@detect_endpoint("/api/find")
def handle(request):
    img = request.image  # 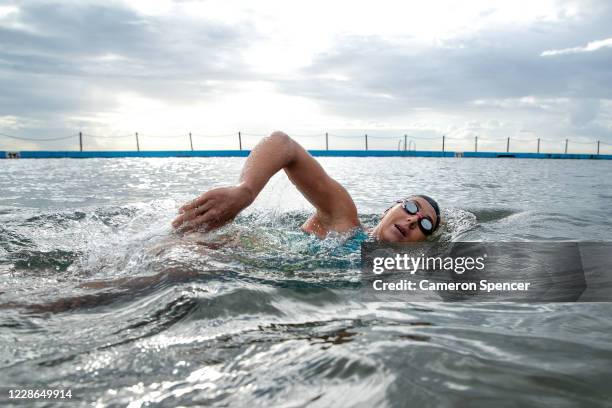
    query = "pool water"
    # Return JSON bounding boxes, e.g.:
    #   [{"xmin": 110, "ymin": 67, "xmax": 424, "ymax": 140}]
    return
[{"xmin": 1, "ymin": 157, "xmax": 611, "ymax": 407}]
